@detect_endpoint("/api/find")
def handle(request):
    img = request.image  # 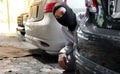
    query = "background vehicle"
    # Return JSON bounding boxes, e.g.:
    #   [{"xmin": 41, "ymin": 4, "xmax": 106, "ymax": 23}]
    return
[
  {"xmin": 16, "ymin": 13, "xmax": 28, "ymax": 36},
  {"xmin": 25, "ymin": 0, "xmax": 85, "ymax": 54},
  {"xmin": 25, "ymin": 0, "xmax": 65, "ymax": 53},
  {"xmin": 74, "ymin": 0, "xmax": 120, "ymax": 74}
]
